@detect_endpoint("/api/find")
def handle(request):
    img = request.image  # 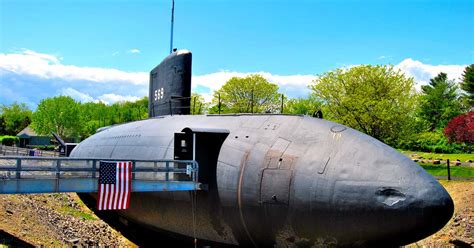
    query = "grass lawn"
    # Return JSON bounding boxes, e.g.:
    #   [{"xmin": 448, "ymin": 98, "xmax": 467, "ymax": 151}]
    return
[
  {"xmin": 419, "ymin": 163, "xmax": 474, "ymax": 178},
  {"xmin": 400, "ymin": 150, "xmax": 474, "ymax": 162}
]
